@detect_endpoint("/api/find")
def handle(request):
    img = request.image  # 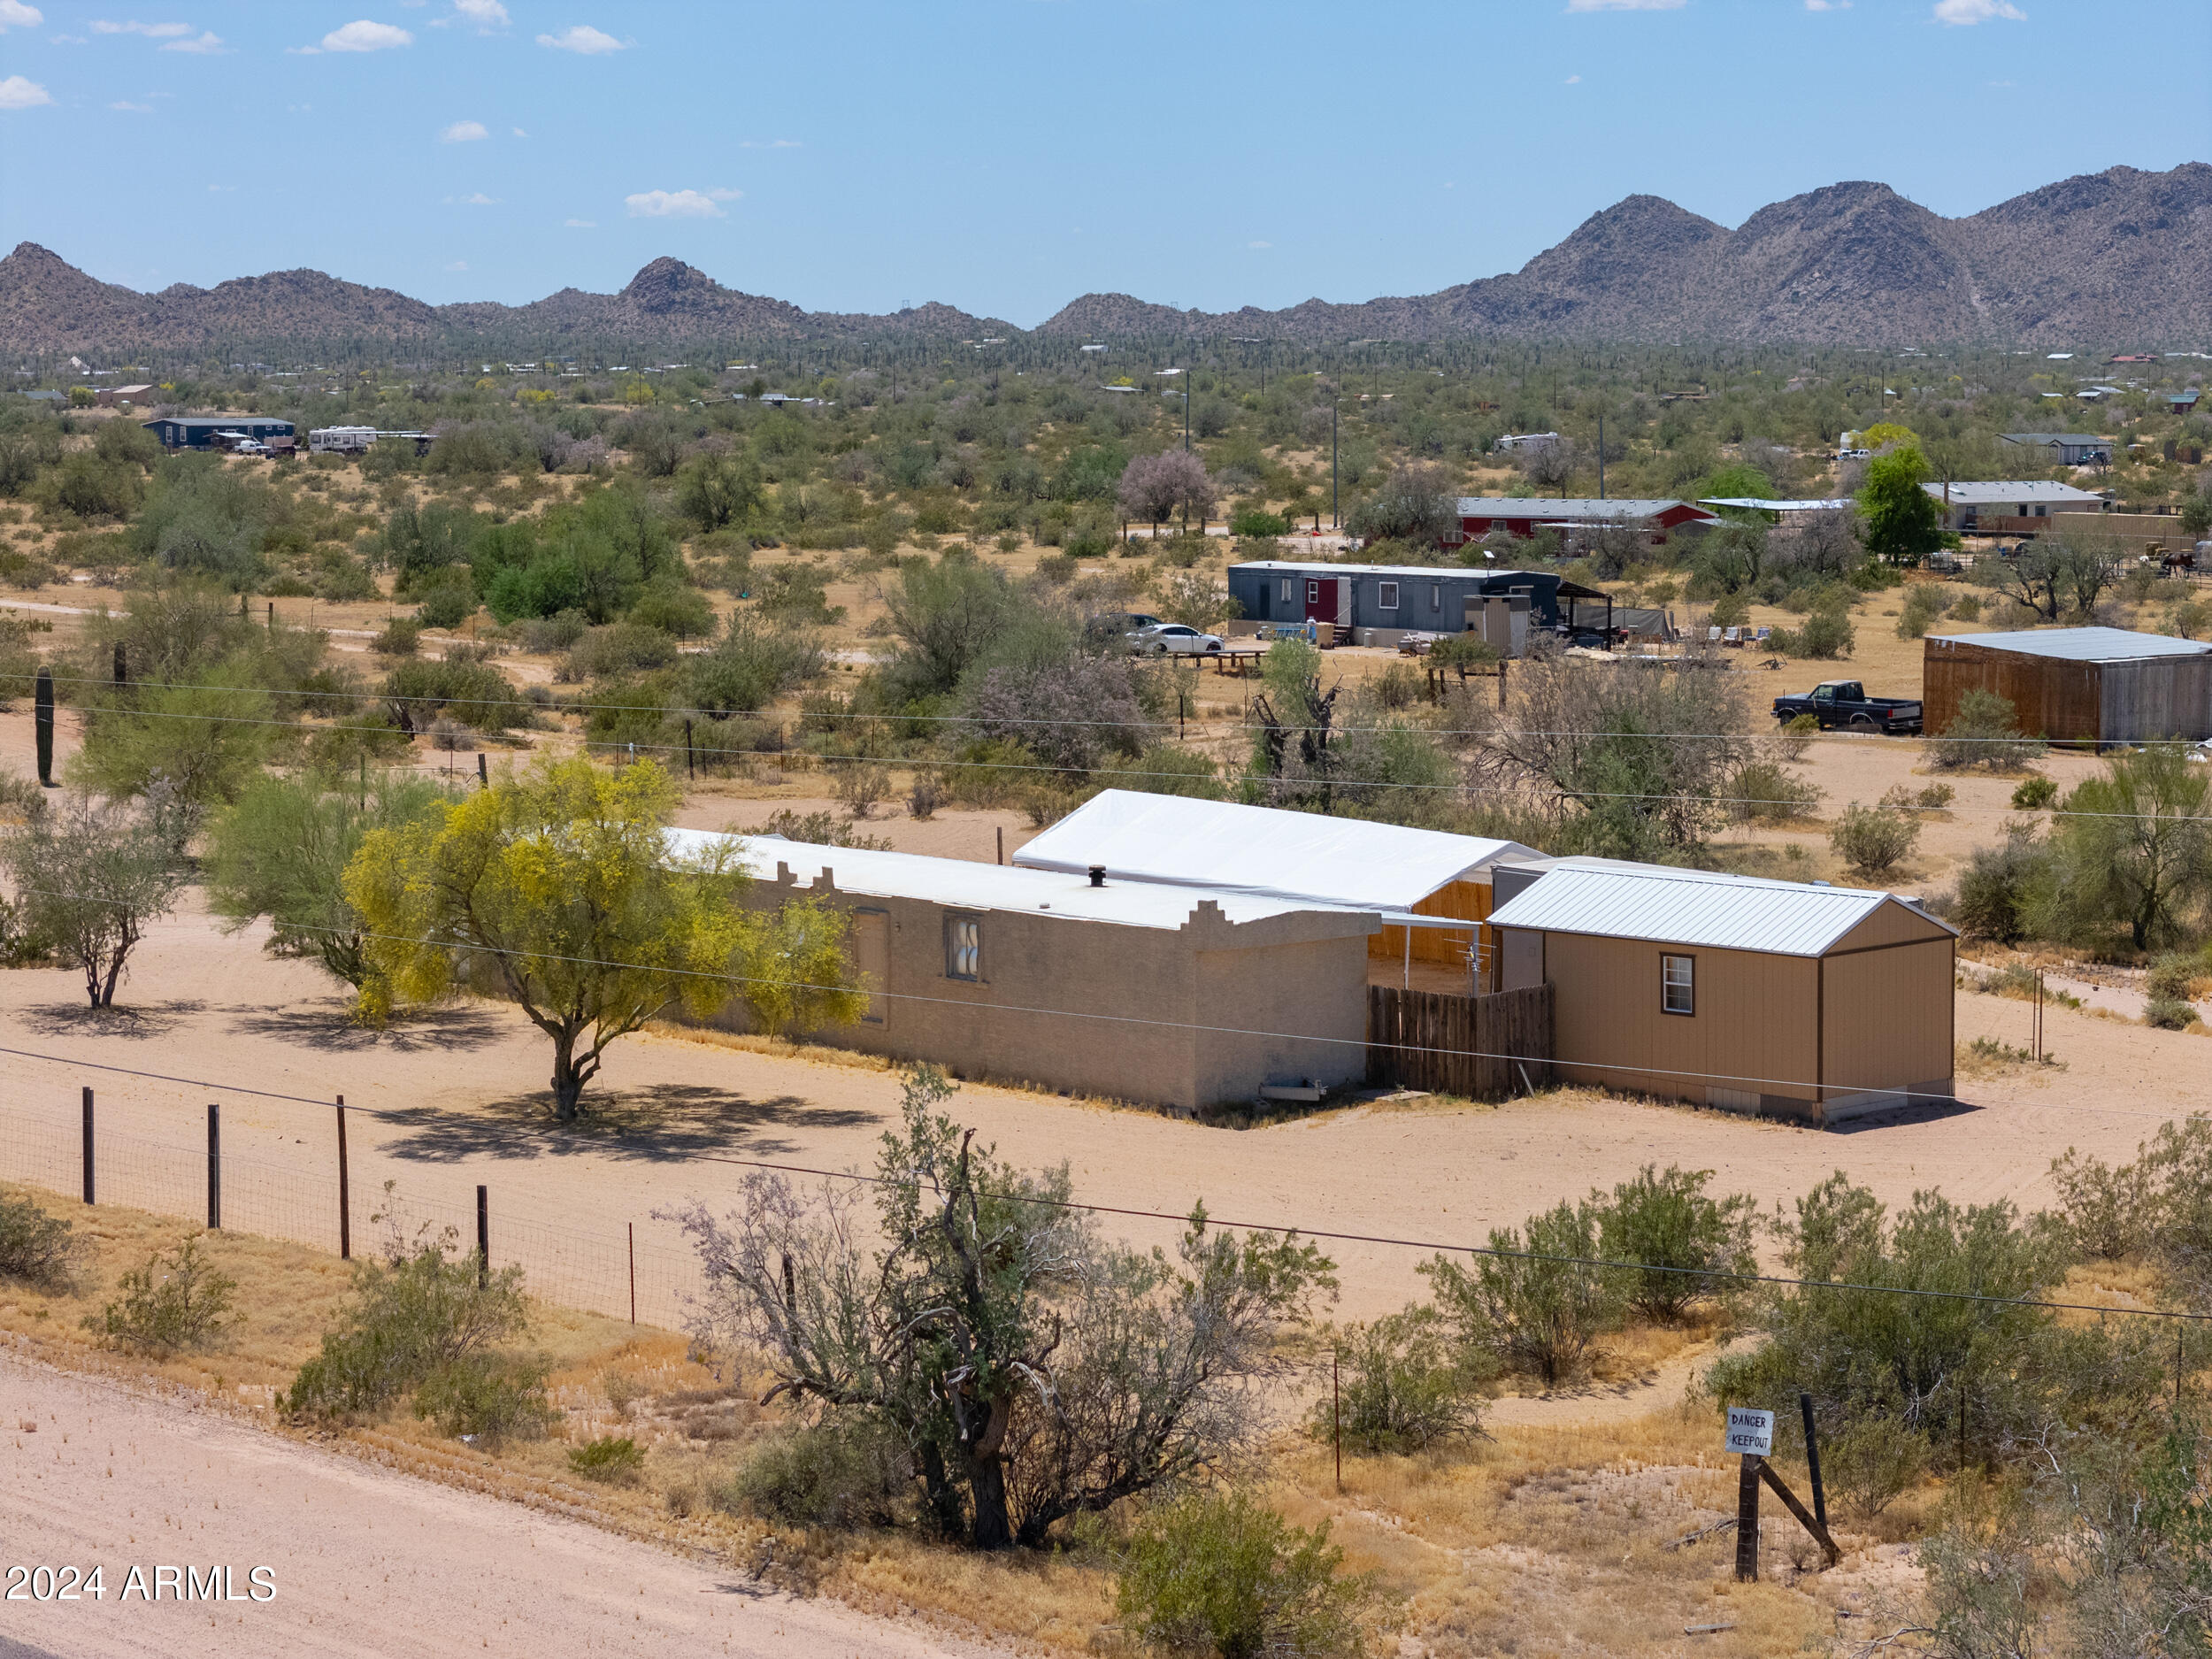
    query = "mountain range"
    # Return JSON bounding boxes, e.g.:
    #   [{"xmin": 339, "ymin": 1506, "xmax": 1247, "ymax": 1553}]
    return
[{"xmin": 4, "ymin": 164, "xmax": 2207, "ymax": 357}]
